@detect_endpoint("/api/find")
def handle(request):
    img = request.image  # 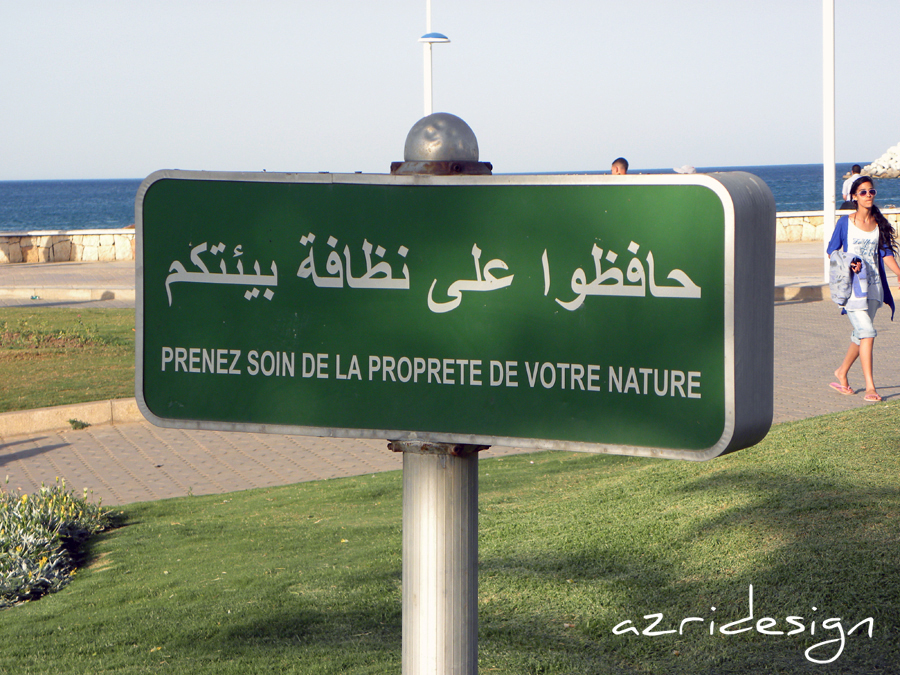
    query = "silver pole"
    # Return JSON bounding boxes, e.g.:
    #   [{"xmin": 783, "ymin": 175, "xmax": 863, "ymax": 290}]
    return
[
  {"xmin": 391, "ymin": 117, "xmax": 489, "ymax": 674},
  {"xmin": 395, "ymin": 442, "xmax": 480, "ymax": 675},
  {"xmin": 823, "ymin": 0, "xmax": 835, "ymax": 281}
]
